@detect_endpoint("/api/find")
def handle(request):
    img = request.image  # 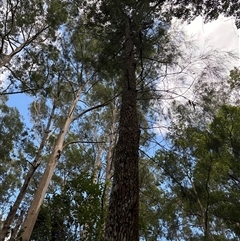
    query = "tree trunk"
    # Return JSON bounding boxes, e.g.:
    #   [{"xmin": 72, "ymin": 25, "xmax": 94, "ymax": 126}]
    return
[
  {"xmin": 93, "ymin": 143, "xmax": 103, "ymax": 184},
  {"xmin": 97, "ymin": 103, "xmax": 117, "ymax": 241},
  {"xmin": 104, "ymin": 18, "xmax": 140, "ymax": 241},
  {"xmin": 20, "ymin": 86, "xmax": 83, "ymax": 241},
  {"xmin": 10, "ymin": 210, "xmax": 25, "ymax": 240},
  {"xmin": 103, "ymin": 103, "xmax": 117, "ymax": 211},
  {"xmin": 19, "ymin": 84, "xmax": 112, "ymax": 240}
]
